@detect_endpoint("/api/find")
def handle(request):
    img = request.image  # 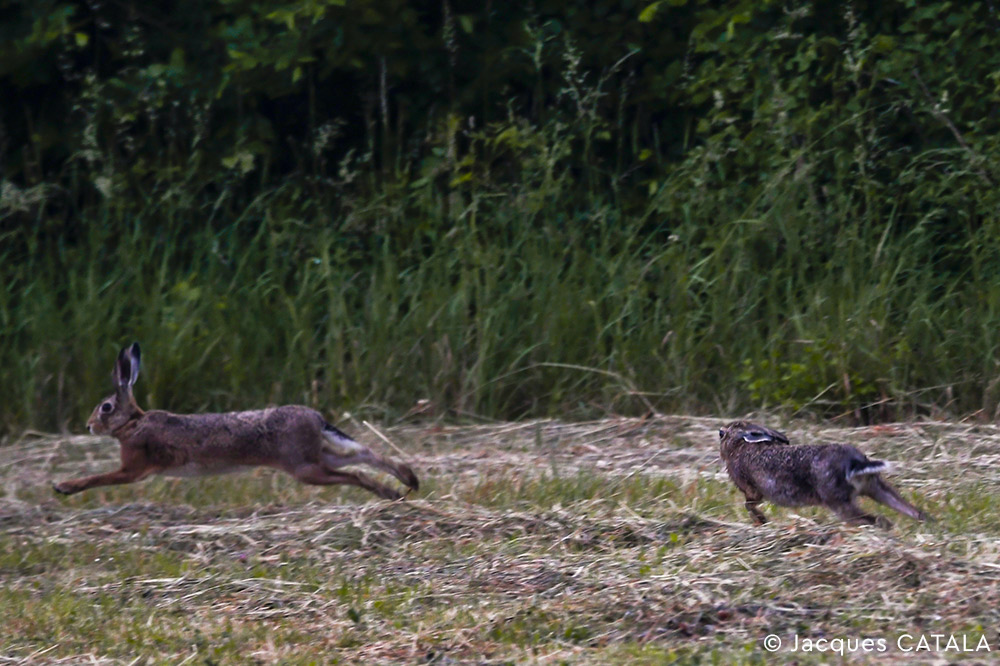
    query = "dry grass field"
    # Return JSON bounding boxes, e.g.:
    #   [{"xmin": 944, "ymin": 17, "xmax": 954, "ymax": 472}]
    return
[{"xmin": 2, "ymin": 416, "xmax": 999, "ymax": 664}]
